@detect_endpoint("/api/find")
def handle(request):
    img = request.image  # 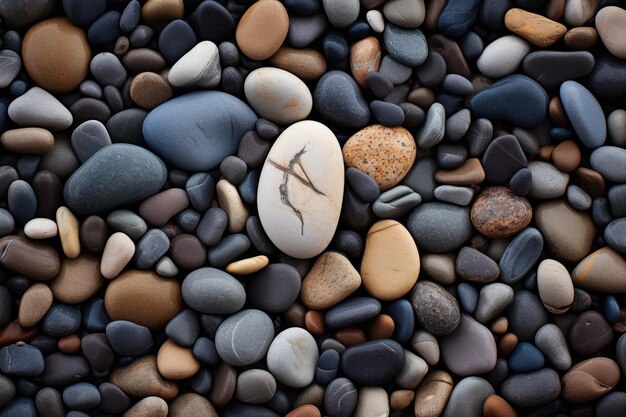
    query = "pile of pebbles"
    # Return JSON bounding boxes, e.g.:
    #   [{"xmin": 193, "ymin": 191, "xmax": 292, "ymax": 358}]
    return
[{"xmin": 0, "ymin": 0, "xmax": 626, "ymax": 416}]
